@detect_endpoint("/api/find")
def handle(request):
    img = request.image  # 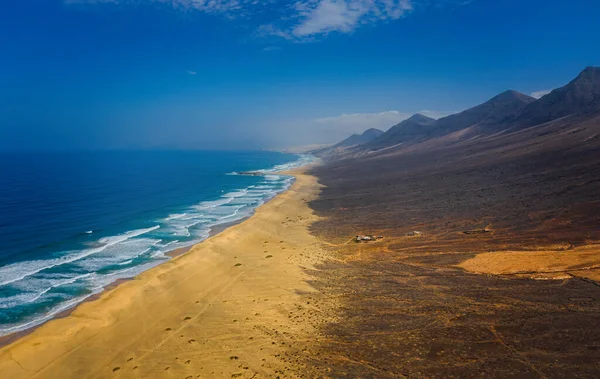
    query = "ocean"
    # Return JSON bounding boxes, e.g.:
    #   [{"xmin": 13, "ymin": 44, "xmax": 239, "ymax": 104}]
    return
[{"xmin": 0, "ymin": 150, "xmax": 314, "ymax": 336}]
